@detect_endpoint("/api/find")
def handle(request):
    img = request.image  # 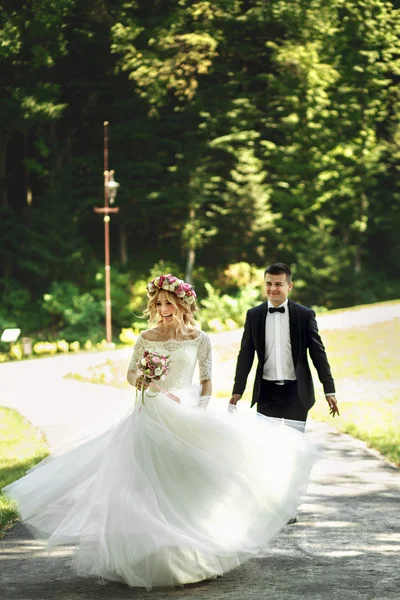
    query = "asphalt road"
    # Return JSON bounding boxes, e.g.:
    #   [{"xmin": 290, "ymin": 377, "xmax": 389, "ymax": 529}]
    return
[{"xmin": 1, "ymin": 420, "xmax": 399, "ymax": 600}]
